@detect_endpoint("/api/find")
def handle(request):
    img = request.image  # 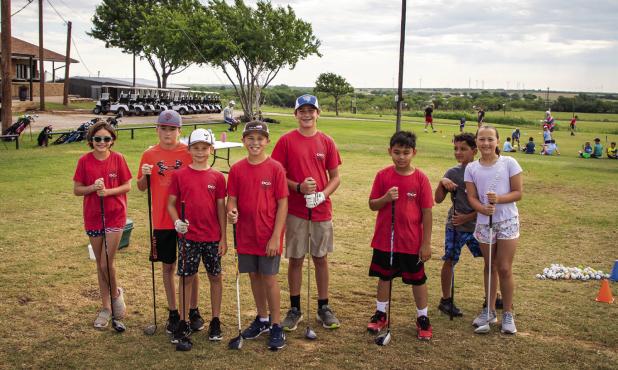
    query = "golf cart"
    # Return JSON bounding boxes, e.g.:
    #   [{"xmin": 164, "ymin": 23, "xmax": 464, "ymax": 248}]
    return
[{"xmin": 171, "ymin": 90, "xmax": 190, "ymax": 115}]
